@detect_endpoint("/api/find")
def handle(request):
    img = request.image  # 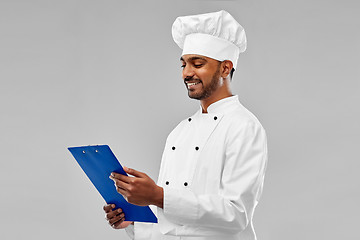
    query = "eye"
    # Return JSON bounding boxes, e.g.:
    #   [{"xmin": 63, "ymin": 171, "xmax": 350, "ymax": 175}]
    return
[
  {"xmin": 194, "ymin": 64, "xmax": 203, "ymax": 68},
  {"xmin": 181, "ymin": 65, "xmax": 186, "ymax": 69}
]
